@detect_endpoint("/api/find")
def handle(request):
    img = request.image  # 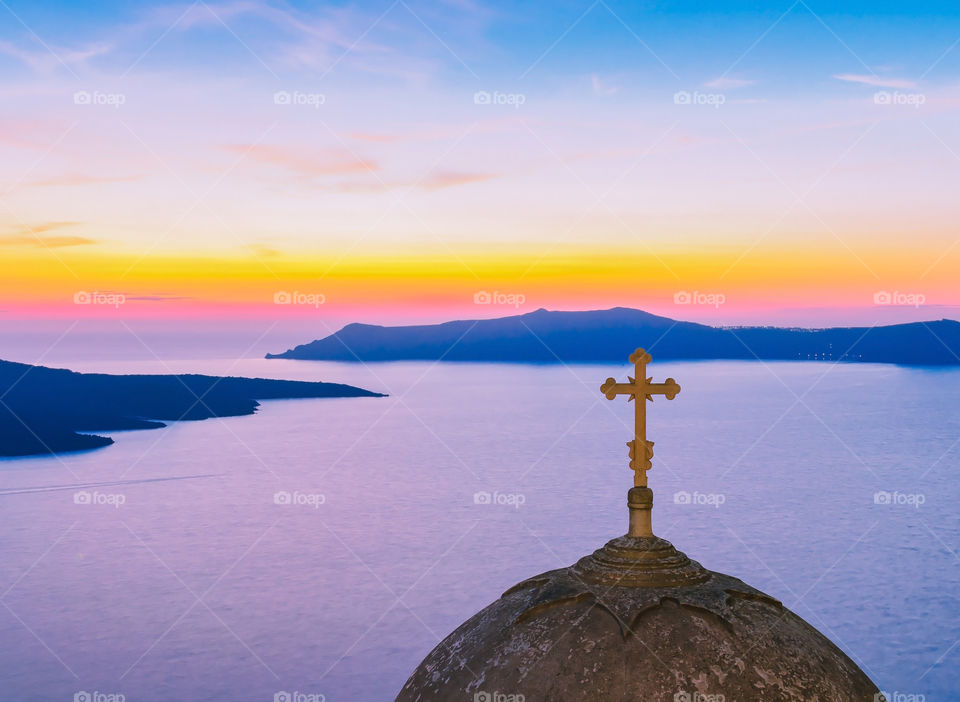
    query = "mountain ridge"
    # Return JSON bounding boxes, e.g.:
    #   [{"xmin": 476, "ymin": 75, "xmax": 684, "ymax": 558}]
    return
[{"xmin": 265, "ymin": 307, "xmax": 960, "ymax": 365}]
